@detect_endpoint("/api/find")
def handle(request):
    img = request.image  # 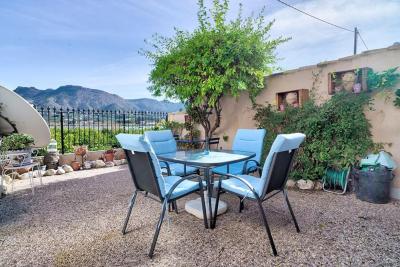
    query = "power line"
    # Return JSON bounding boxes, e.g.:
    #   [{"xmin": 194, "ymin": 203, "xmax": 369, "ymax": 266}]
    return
[
  {"xmin": 357, "ymin": 31, "xmax": 369, "ymax": 50},
  {"xmin": 275, "ymin": 0, "xmax": 354, "ymax": 32},
  {"xmin": 274, "ymin": 0, "xmax": 369, "ymax": 51}
]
